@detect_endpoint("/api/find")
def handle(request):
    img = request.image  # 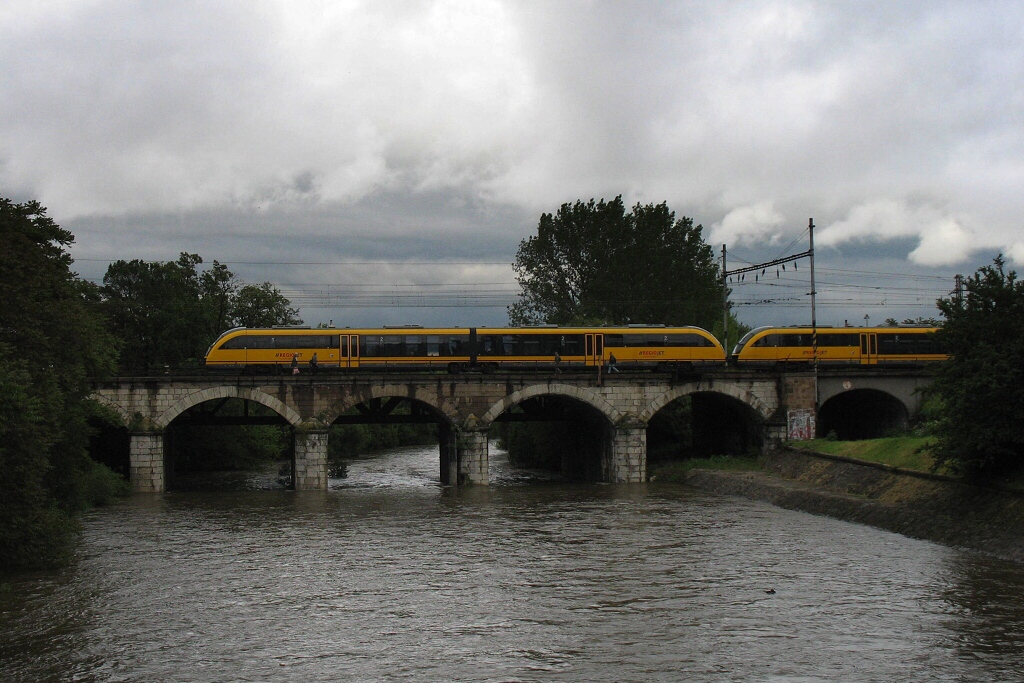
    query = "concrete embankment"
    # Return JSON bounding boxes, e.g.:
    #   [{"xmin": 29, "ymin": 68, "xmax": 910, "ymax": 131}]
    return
[{"xmin": 683, "ymin": 446, "xmax": 1024, "ymax": 563}]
